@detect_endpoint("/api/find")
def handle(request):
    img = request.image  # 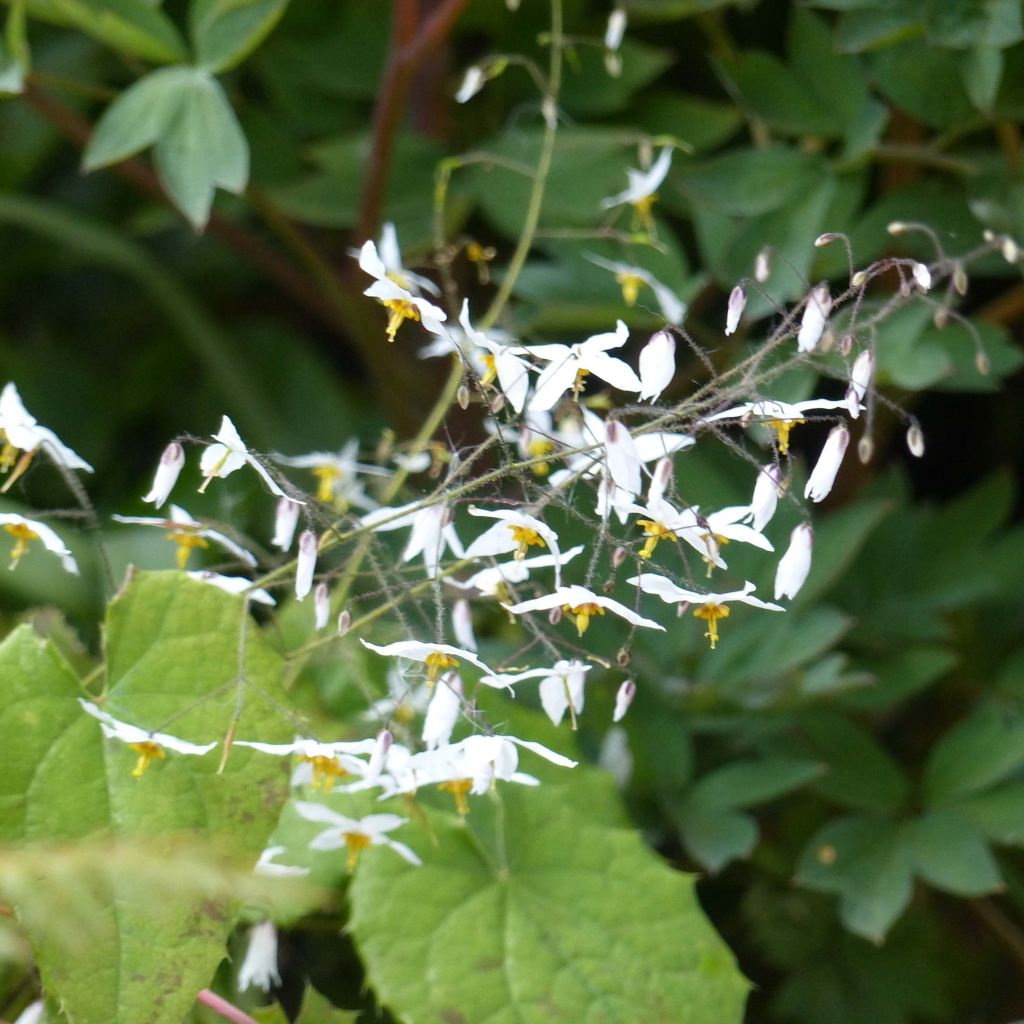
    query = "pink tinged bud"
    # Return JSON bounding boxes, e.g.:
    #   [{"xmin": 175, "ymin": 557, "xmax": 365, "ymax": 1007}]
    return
[
  {"xmin": 750, "ymin": 464, "xmax": 782, "ymax": 532},
  {"xmin": 755, "ymin": 248, "xmax": 771, "ymax": 283},
  {"xmin": 612, "ymin": 546, "xmax": 628, "ymax": 569},
  {"xmin": 452, "ymin": 598, "xmax": 477, "ymax": 652},
  {"xmin": 143, "ymin": 442, "xmax": 185, "ymax": 508},
  {"xmin": 314, "ymin": 582, "xmax": 330, "ymax": 630},
  {"xmin": 604, "ymin": 420, "xmax": 642, "ymax": 495},
  {"xmin": 272, "ymin": 498, "xmax": 301, "ymax": 551},
  {"xmin": 725, "ymin": 286, "xmax": 746, "ymax": 336},
  {"xmin": 295, "ymin": 530, "xmax": 317, "ymax": 601},
  {"xmin": 906, "ymin": 424, "xmax": 925, "ymax": 458},
  {"xmin": 797, "ymin": 285, "xmax": 831, "ymax": 353},
  {"xmin": 638, "ymin": 330, "xmax": 676, "ymax": 402},
  {"xmin": 805, "ymin": 425, "xmax": 849, "ymax": 503},
  {"xmin": 367, "ymin": 728, "xmax": 393, "ymax": 781},
  {"xmin": 912, "ymin": 262, "xmax": 932, "ymax": 291},
  {"xmin": 775, "ymin": 523, "xmax": 813, "ymax": 600},
  {"xmin": 613, "ymin": 679, "xmax": 636, "ymax": 722},
  {"xmin": 814, "ymin": 232, "xmax": 841, "ymax": 247},
  {"xmin": 649, "ymin": 455, "xmax": 673, "ymax": 504},
  {"xmin": 846, "ymin": 350, "xmax": 874, "ymax": 419},
  {"xmin": 423, "ymin": 672, "xmax": 462, "ymax": 750},
  {"xmin": 337, "ymin": 609, "xmax": 352, "ymax": 635},
  {"xmin": 548, "ymin": 605, "xmax": 562, "ymax": 626}
]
